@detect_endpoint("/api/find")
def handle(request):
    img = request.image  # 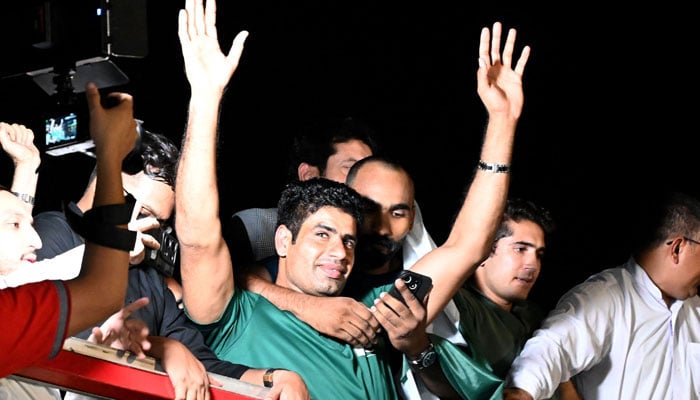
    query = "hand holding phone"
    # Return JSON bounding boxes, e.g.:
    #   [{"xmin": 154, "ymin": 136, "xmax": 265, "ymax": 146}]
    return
[{"xmin": 388, "ymin": 270, "xmax": 433, "ymax": 305}]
